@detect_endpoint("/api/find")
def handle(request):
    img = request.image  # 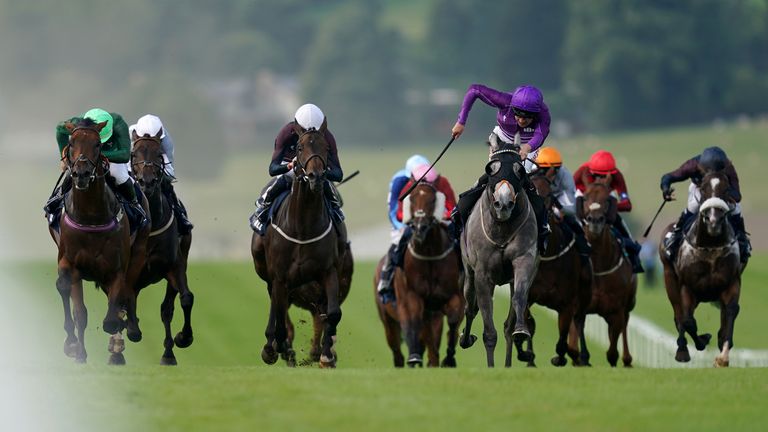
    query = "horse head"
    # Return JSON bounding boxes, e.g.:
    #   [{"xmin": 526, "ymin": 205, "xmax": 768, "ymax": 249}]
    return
[
  {"xmin": 130, "ymin": 129, "xmax": 165, "ymax": 196},
  {"xmin": 65, "ymin": 118, "xmax": 108, "ymax": 190},
  {"xmin": 530, "ymin": 168, "xmax": 557, "ymax": 211},
  {"xmin": 697, "ymin": 171, "xmax": 732, "ymax": 237},
  {"xmin": 292, "ymin": 119, "xmax": 329, "ymax": 192},
  {"xmin": 580, "ymin": 182, "xmax": 617, "ymax": 236},
  {"xmin": 408, "ymin": 183, "xmax": 442, "ymax": 244},
  {"xmin": 485, "ymin": 149, "xmax": 525, "ymax": 222}
]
